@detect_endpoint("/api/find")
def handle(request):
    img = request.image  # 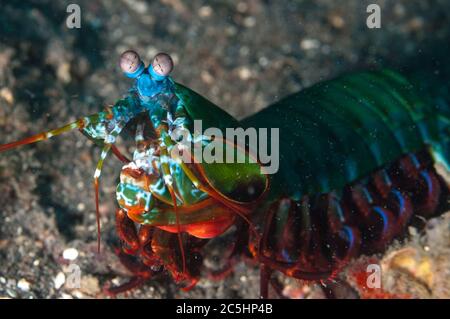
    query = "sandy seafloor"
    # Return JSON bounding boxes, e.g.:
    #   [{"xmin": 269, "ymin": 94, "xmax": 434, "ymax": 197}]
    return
[{"xmin": 0, "ymin": 0, "xmax": 449, "ymax": 298}]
